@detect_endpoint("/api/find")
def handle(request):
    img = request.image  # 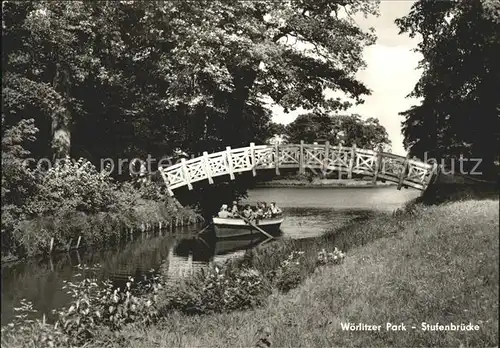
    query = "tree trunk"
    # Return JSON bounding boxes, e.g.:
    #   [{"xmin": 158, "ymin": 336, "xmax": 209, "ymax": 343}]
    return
[
  {"xmin": 51, "ymin": 64, "xmax": 72, "ymax": 160},
  {"xmin": 225, "ymin": 65, "xmax": 258, "ymax": 146}
]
